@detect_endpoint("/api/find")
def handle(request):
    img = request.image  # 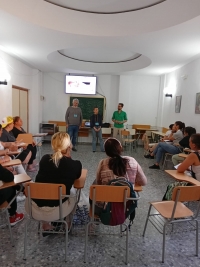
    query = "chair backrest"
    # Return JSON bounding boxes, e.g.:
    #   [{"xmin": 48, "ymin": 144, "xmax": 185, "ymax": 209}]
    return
[
  {"xmin": 25, "ymin": 182, "xmax": 66, "ymax": 200},
  {"xmin": 16, "ymin": 133, "xmax": 33, "ymax": 144},
  {"xmin": 89, "ymin": 185, "xmax": 130, "ymax": 202},
  {"xmin": 58, "ymin": 126, "xmax": 66, "ymax": 132},
  {"xmin": 162, "ymin": 127, "xmax": 168, "ymax": 133},
  {"xmin": 102, "ymin": 128, "xmax": 111, "ymax": 134},
  {"xmin": 172, "ymin": 186, "xmax": 200, "ymax": 202},
  {"xmin": 121, "ymin": 130, "xmax": 130, "ymax": 137}
]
